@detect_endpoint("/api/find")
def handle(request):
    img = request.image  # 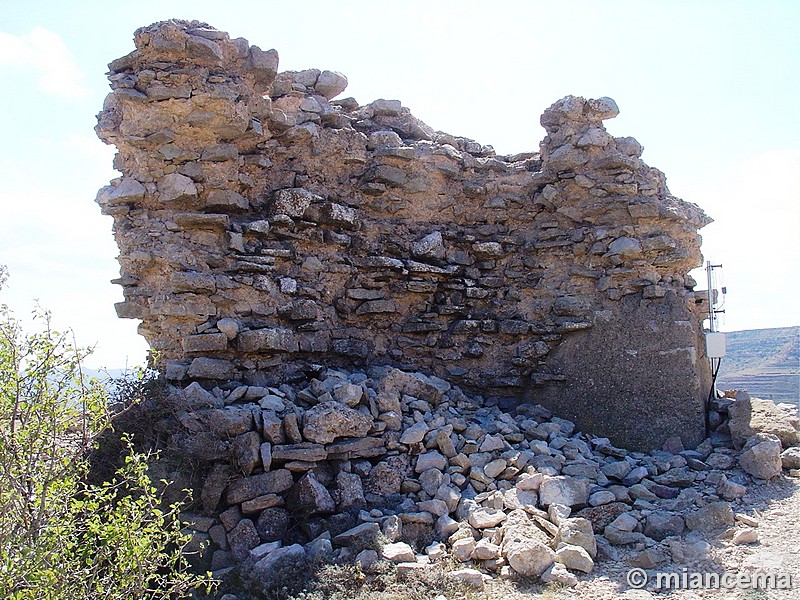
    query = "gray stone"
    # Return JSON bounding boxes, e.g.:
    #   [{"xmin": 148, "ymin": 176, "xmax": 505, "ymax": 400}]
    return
[
  {"xmin": 232, "ymin": 431, "xmax": 262, "ymax": 475},
  {"xmin": 333, "ymin": 471, "xmax": 365, "ymax": 510},
  {"xmin": 644, "ymin": 511, "xmax": 685, "ymax": 541},
  {"xmin": 630, "ymin": 546, "xmax": 670, "ymax": 569},
  {"xmin": 237, "ymin": 328, "xmax": 299, "ymax": 353},
  {"xmin": 271, "ymin": 187, "xmax": 319, "ymax": 217},
  {"xmin": 333, "ymin": 522, "xmax": 380, "ymax": 547},
  {"xmin": 739, "ymin": 433, "xmax": 783, "ymax": 479},
  {"xmin": 227, "ymin": 518, "xmax": 260, "ymax": 561},
  {"xmin": 365, "ymin": 455, "xmax": 409, "ymax": 495},
  {"xmin": 588, "ymin": 490, "xmax": 616, "ymax": 506},
  {"xmin": 473, "ymin": 539, "xmax": 500, "ymax": 560},
  {"xmin": 246, "ymin": 45, "xmax": 279, "ymax": 84},
  {"xmin": 667, "ymin": 538, "xmax": 710, "ymax": 563},
  {"xmin": 332, "ymin": 383, "xmax": 363, "ymax": 407},
  {"xmin": 241, "ymin": 494, "xmax": 282, "ymax": 514},
  {"xmin": 382, "ymin": 542, "xmax": 416, "ymax": 563},
  {"xmin": 415, "ymin": 450, "xmax": 447, "ymax": 473},
  {"xmin": 607, "ymin": 236, "xmax": 642, "ymax": 257},
  {"xmin": 539, "ymin": 476, "xmax": 589, "ymax": 508},
  {"xmin": 354, "ymin": 549, "xmax": 379, "ymax": 572},
  {"xmin": 448, "ymin": 568, "xmax": 486, "ymax": 588},
  {"xmin": 283, "ymin": 412, "xmax": 303, "ymax": 444},
  {"xmin": 706, "ymin": 452, "xmax": 737, "ymax": 469},
  {"xmin": 608, "ymin": 512, "xmax": 638, "ymax": 532},
  {"xmin": 505, "ymin": 539, "xmax": 556, "ymax": 577},
  {"xmin": 382, "ymin": 515, "xmax": 403, "ymax": 542},
  {"xmin": 226, "ymin": 469, "xmax": 294, "ymax": 504},
  {"xmin": 217, "ymin": 319, "xmax": 239, "ymax": 340},
  {"xmin": 314, "ymin": 70, "xmax": 348, "ymax": 100},
  {"xmin": 468, "ymin": 508, "xmax": 507, "ymax": 529},
  {"xmin": 157, "ymin": 173, "xmax": 197, "ymax": 202},
  {"xmin": 271, "ymin": 443, "xmax": 327, "ymax": 463},
  {"xmin": 653, "ymin": 467, "xmax": 696, "ymax": 488},
  {"xmin": 621, "ymin": 466, "xmax": 649, "ymax": 486},
  {"xmin": 400, "ymin": 420, "xmax": 429, "ymax": 444},
  {"xmin": 555, "ymin": 543, "xmax": 594, "ymax": 573},
  {"xmin": 781, "ymin": 446, "xmax": 800, "ymax": 469},
  {"xmin": 205, "ymin": 189, "xmax": 249, "ymax": 211},
  {"xmin": 728, "ymin": 393, "xmax": 799, "ymax": 449},
  {"xmin": 452, "ymin": 537, "xmax": 476, "ymax": 562},
  {"xmin": 411, "ymin": 231, "xmax": 445, "ymax": 261},
  {"xmin": 601, "ymin": 460, "xmax": 632, "ymax": 481},
  {"xmin": 255, "ymin": 507, "xmax": 291, "ymax": 542},
  {"xmin": 201, "ymin": 463, "xmax": 231, "ymax": 513},
  {"xmin": 483, "ymin": 458, "xmax": 508, "ymax": 479},
  {"xmin": 262, "ymin": 412, "xmax": 285, "ymax": 444},
  {"xmin": 286, "ymin": 471, "xmax": 336, "ymax": 516},
  {"xmin": 685, "ymin": 501, "xmax": 734, "ymax": 532},
  {"xmin": 541, "ymin": 562, "xmax": 578, "ymax": 586},
  {"xmin": 479, "ymin": 434, "xmax": 506, "ymax": 452},
  {"xmin": 603, "ymin": 527, "xmax": 646, "ymax": 546},
  {"xmin": 302, "ymin": 401, "xmax": 372, "ymax": 444},
  {"xmin": 732, "ymin": 527, "xmax": 759, "ymax": 545},
  {"xmin": 717, "ymin": 475, "xmax": 746, "ymax": 500},
  {"xmin": 253, "ymin": 544, "xmax": 306, "ymax": 574},
  {"xmin": 553, "ymin": 517, "xmax": 597, "ymax": 558},
  {"xmin": 184, "ymin": 381, "xmax": 224, "ymax": 409},
  {"xmin": 187, "ymin": 357, "xmax": 235, "ymax": 380},
  {"xmin": 106, "ymin": 177, "xmax": 146, "ymax": 204}
]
